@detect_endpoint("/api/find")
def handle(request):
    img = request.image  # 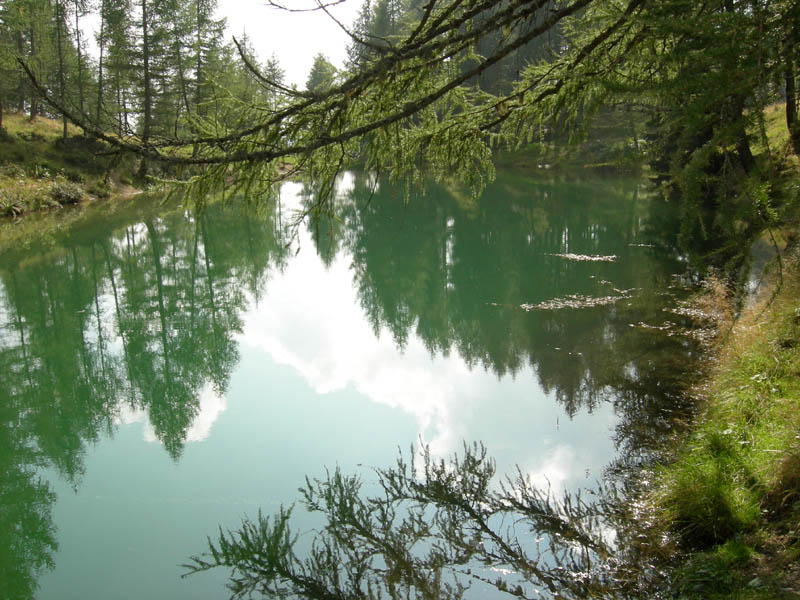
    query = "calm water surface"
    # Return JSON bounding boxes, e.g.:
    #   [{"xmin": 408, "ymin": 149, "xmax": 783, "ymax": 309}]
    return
[{"xmin": 0, "ymin": 171, "xmax": 698, "ymax": 599}]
